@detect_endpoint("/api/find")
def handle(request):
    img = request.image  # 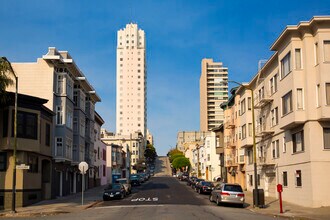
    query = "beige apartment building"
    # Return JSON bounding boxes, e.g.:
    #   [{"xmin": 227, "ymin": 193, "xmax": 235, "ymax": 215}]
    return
[
  {"xmin": 176, "ymin": 131, "xmax": 209, "ymax": 152},
  {"xmin": 200, "ymin": 58, "xmax": 228, "ymax": 131},
  {"xmin": 223, "ymin": 16, "xmax": 330, "ymax": 208},
  {"xmin": 116, "ymin": 23, "xmax": 147, "ymax": 137}
]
